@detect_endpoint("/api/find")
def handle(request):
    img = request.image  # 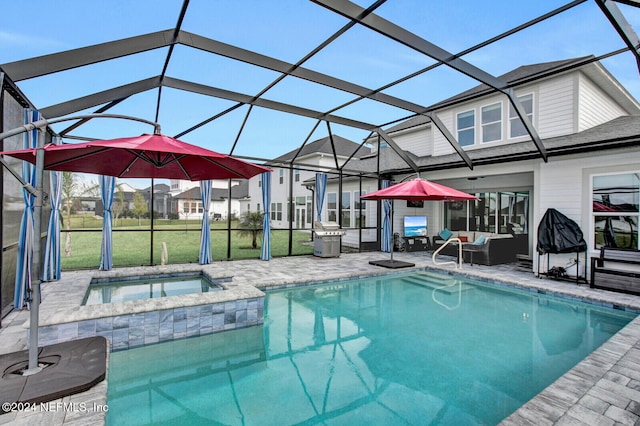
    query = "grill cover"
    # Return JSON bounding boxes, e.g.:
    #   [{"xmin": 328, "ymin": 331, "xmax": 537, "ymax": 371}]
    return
[{"xmin": 537, "ymin": 208, "xmax": 587, "ymax": 254}]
